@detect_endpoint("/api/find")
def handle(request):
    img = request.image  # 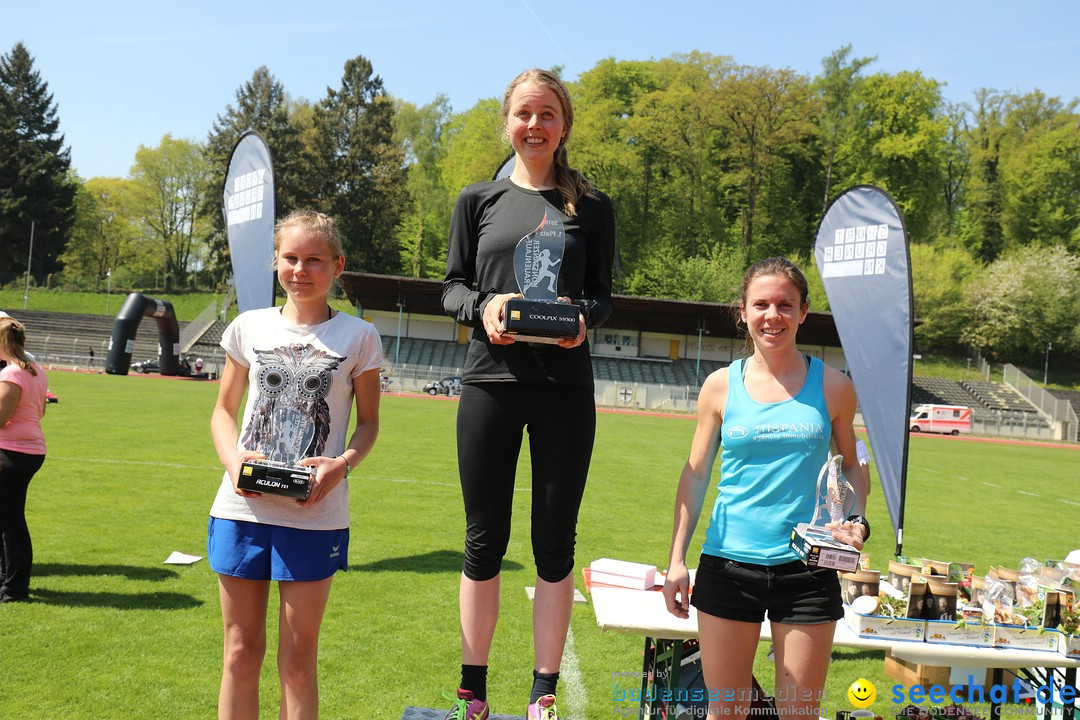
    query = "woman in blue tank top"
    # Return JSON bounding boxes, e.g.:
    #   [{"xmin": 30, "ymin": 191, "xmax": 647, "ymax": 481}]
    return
[{"xmin": 662, "ymin": 258, "xmax": 870, "ymax": 720}]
